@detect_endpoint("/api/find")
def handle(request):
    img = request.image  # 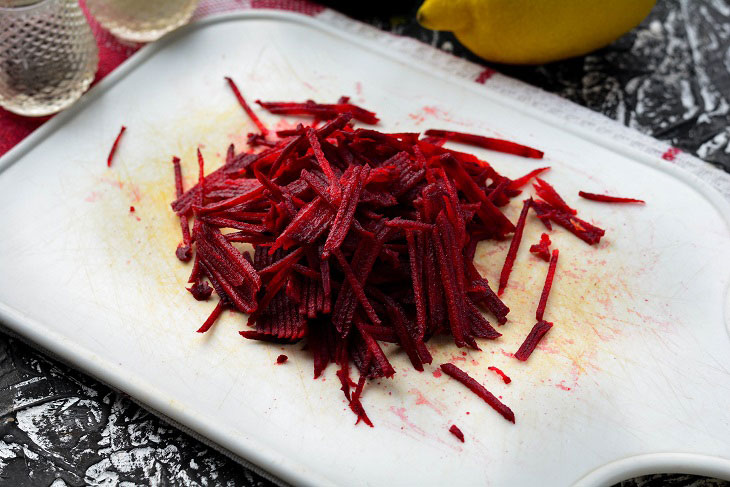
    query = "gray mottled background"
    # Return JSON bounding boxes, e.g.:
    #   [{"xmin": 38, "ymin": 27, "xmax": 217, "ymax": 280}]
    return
[{"xmin": 2, "ymin": 0, "xmax": 730, "ymax": 485}]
